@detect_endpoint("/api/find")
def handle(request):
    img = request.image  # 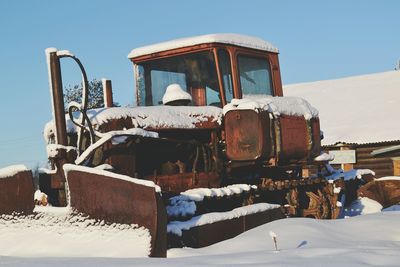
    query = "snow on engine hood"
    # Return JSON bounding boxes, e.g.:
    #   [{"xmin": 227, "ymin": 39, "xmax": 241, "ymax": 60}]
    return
[
  {"xmin": 43, "ymin": 96, "xmax": 318, "ymax": 143},
  {"xmin": 44, "ymin": 105, "xmax": 224, "ymax": 143},
  {"xmin": 223, "ymin": 95, "xmax": 319, "ymax": 120}
]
